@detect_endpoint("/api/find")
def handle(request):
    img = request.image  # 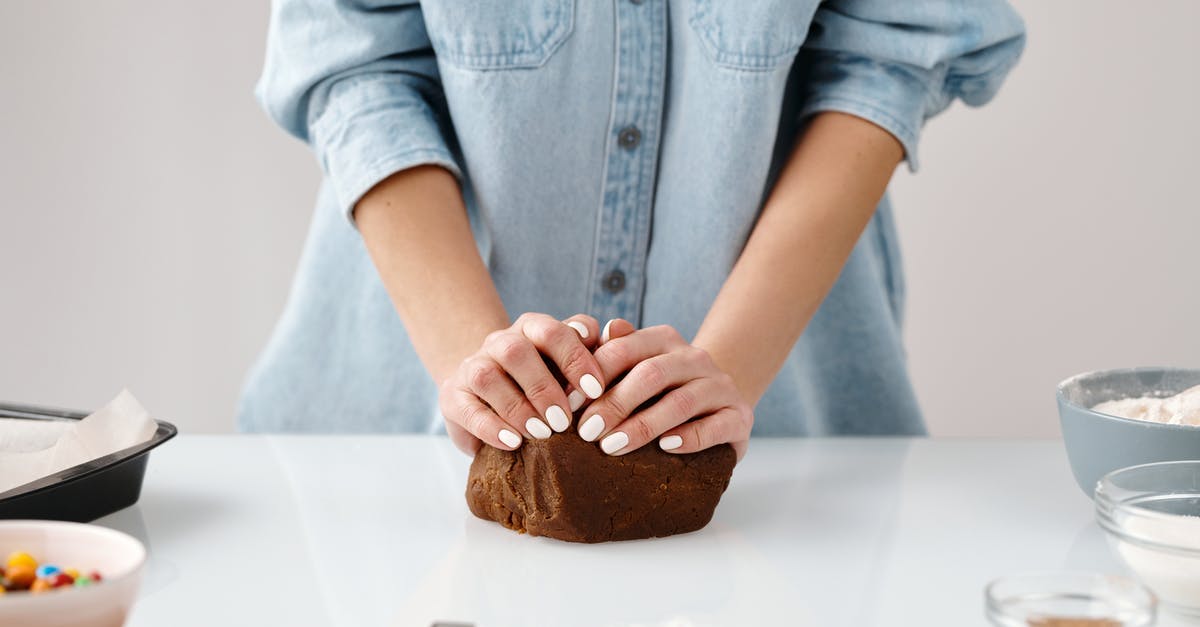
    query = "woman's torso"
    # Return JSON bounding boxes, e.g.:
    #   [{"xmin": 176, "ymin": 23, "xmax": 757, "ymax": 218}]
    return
[{"xmin": 238, "ymin": 0, "xmax": 926, "ymax": 436}]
